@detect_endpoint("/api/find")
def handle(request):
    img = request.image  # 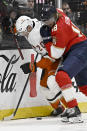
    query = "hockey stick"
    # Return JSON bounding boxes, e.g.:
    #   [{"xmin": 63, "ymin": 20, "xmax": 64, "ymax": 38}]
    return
[
  {"xmin": 11, "ymin": 27, "xmax": 24, "ymax": 60},
  {"xmin": 3, "ymin": 73, "xmax": 30, "ymax": 121},
  {"xmin": 3, "ymin": 53, "xmax": 38, "ymax": 121}
]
